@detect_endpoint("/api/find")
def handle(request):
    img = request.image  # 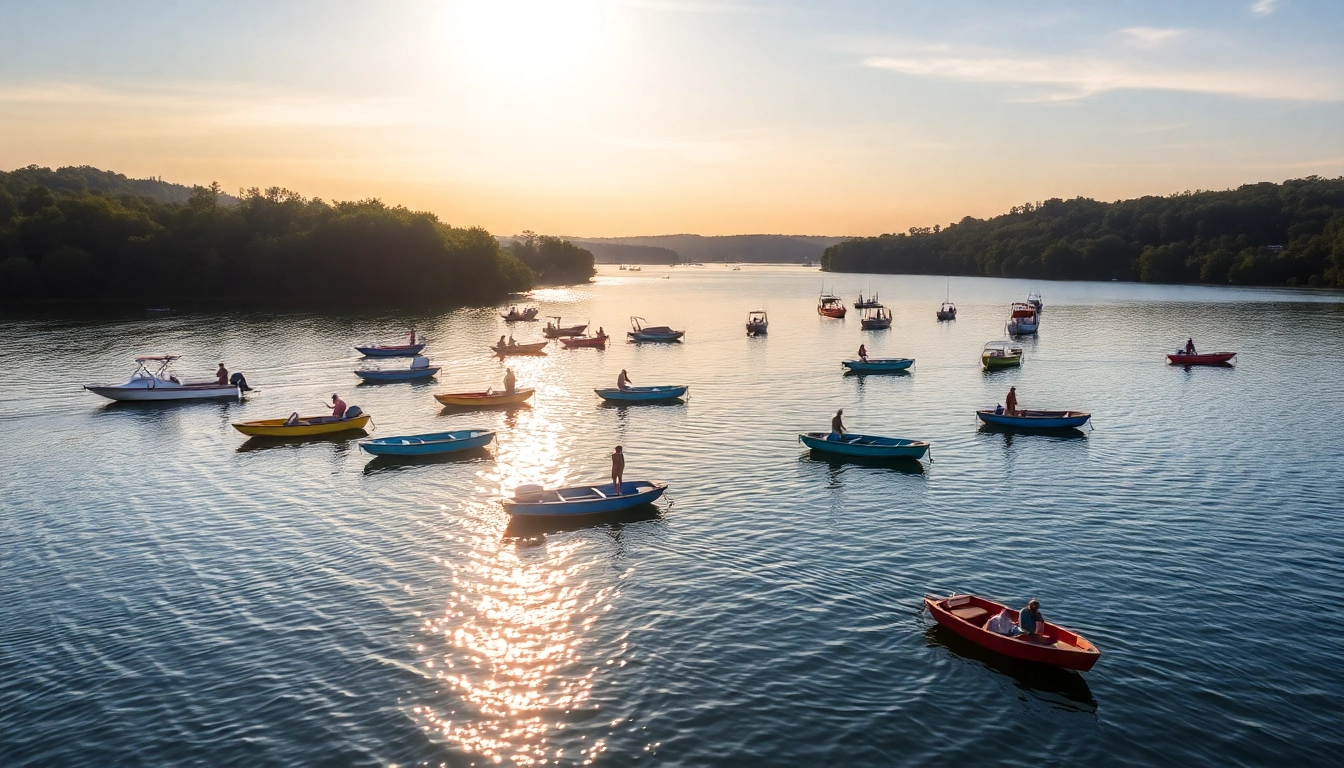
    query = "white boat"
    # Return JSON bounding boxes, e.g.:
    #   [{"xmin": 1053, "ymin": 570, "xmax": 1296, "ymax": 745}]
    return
[
  {"xmin": 1006, "ymin": 302, "xmax": 1039, "ymax": 335},
  {"xmin": 84, "ymin": 355, "xmax": 242, "ymax": 401}
]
